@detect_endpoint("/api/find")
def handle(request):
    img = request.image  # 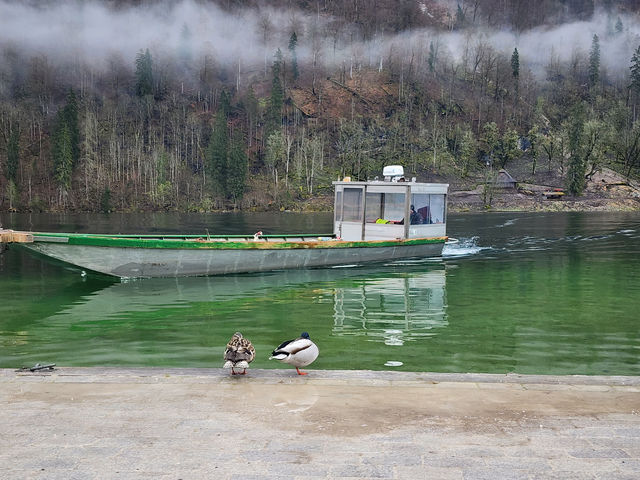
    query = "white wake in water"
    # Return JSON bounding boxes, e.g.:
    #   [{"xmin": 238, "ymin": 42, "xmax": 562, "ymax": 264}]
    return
[
  {"xmin": 496, "ymin": 218, "xmax": 518, "ymax": 228},
  {"xmin": 442, "ymin": 236, "xmax": 487, "ymax": 258}
]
